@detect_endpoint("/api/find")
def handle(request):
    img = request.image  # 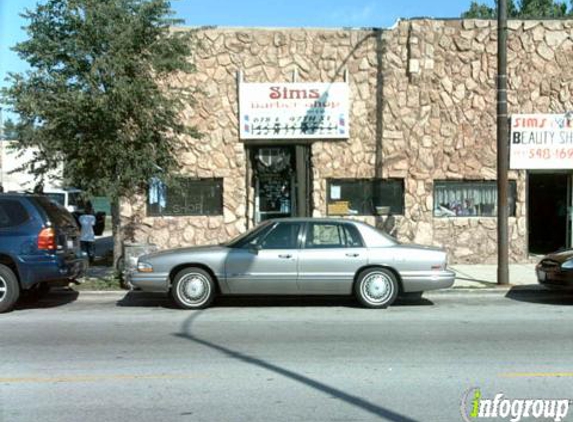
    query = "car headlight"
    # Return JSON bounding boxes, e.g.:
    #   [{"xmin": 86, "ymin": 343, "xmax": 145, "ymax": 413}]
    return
[
  {"xmin": 561, "ymin": 260, "xmax": 573, "ymax": 270},
  {"xmin": 137, "ymin": 261, "xmax": 154, "ymax": 273}
]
